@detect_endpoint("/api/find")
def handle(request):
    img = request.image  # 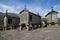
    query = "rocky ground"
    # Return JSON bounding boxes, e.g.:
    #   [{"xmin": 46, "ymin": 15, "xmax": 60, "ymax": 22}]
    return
[{"xmin": 0, "ymin": 25, "xmax": 60, "ymax": 40}]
